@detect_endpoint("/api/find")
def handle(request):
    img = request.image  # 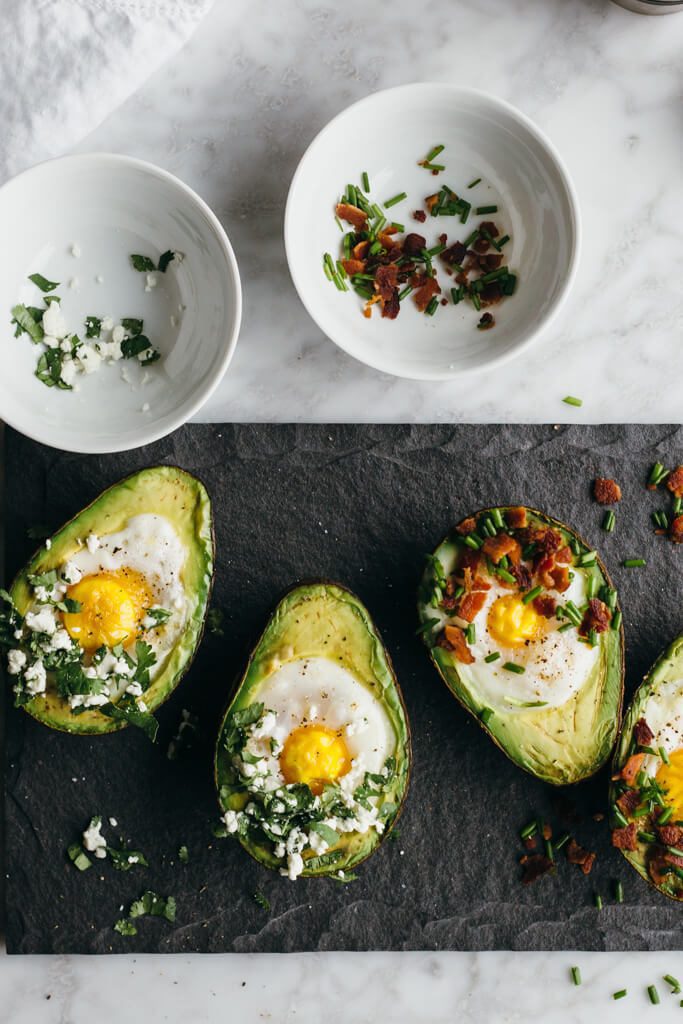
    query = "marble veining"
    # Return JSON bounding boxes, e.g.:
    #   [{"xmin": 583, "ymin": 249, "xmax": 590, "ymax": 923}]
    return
[{"xmin": 3, "ymin": 0, "xmax": 683, "ymax": 1020}]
